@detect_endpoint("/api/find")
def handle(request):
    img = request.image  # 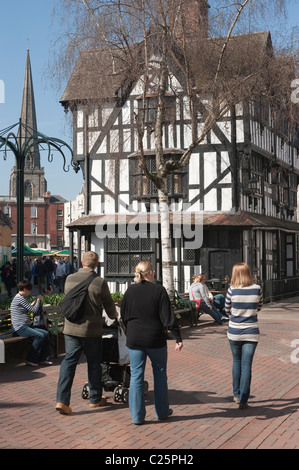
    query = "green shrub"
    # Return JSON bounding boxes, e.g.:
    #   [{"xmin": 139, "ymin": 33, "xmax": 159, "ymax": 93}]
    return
[
  {"xmin": 110, "ymin": 292, "xmax": 124, "ymax": 302},
  {"xmin": 0, "ymin": 292, "xmax": 122, "ymax": 311}
]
